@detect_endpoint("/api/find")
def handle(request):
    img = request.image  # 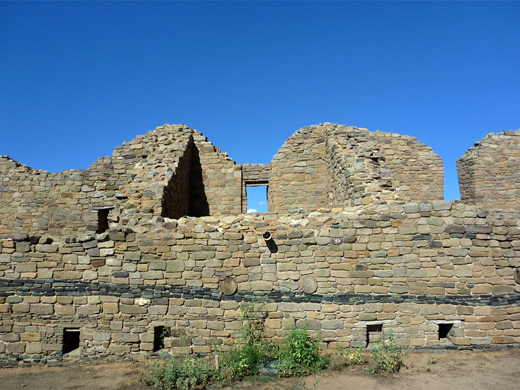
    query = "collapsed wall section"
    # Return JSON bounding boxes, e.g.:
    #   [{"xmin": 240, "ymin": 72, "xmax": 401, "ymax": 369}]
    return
[
  {"xmin": 371, "ymin": 131, "xmax": 444, "ymax": 201},
  {"xmin": 325, "ymin": 124, "xmax": 397, "ymax": 207},
  {"xmin": 1, "ymin": 201, "xmax": 519, "ymax": 366},
  {"xmin": 457, "ymin": 130, "xmax": 520, "ymax": 210}
]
